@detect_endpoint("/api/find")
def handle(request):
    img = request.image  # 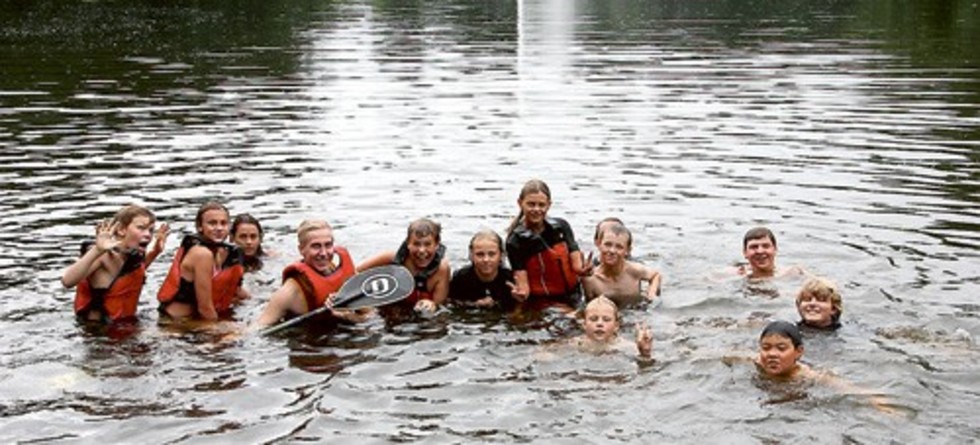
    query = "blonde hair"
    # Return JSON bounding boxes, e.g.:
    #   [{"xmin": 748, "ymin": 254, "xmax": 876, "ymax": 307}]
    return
[
  {"xmin": 585, "ymin": 295, "xmax": 619, "ymax": 318},
  {"xmin": 297, "ymin": 220, "xmax": 332, "ymax": 247},
  {"xmin": 796, "ymin": 277, "xmax": 843, "ymax": 318}
]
